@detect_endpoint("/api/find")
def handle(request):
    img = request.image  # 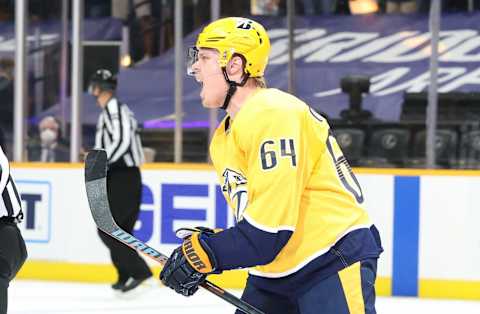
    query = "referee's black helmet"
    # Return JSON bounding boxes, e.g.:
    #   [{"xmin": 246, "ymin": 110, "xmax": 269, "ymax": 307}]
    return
[{"xmin": 88, "ymin": 69, "xmax": 117, "ymax": 94}]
